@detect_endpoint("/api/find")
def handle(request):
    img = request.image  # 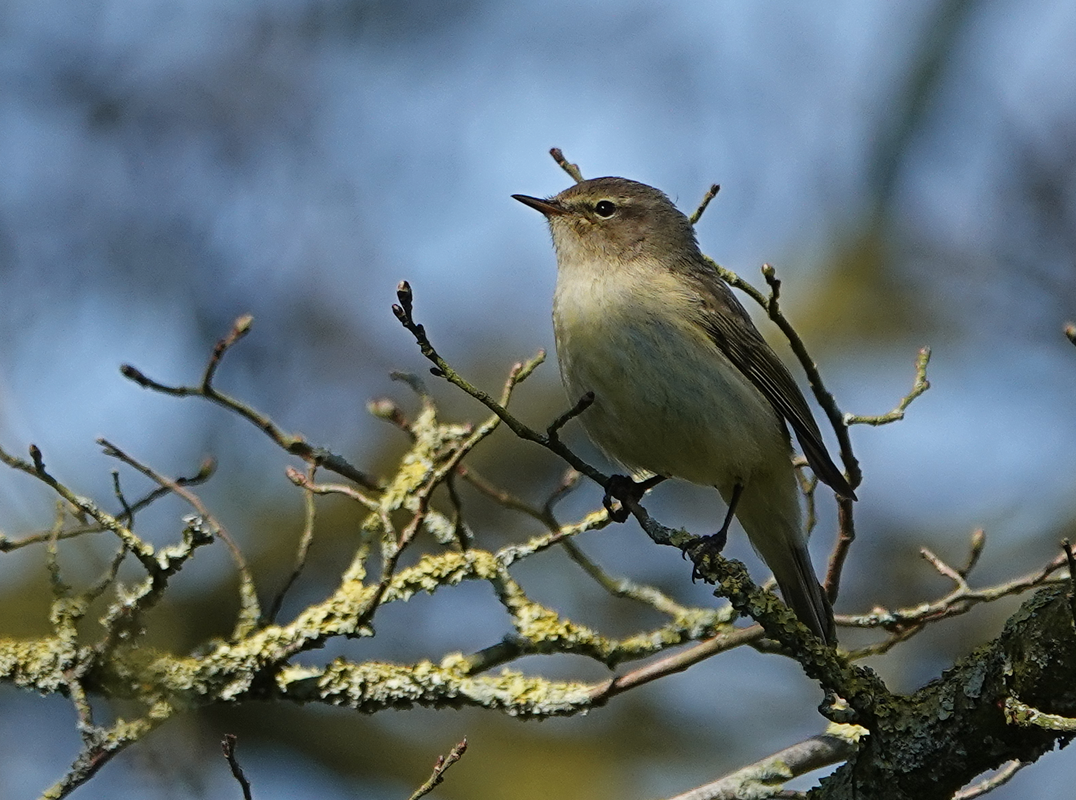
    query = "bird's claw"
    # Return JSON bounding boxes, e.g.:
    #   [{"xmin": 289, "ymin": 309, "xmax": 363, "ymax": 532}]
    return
[
  {"xmin": 602, "ymin": 474, "xmax": 646, "ymax": 523},
  {"xmin": 684, "ymin": 530, "xmax": 728, "ymax": 583}
]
